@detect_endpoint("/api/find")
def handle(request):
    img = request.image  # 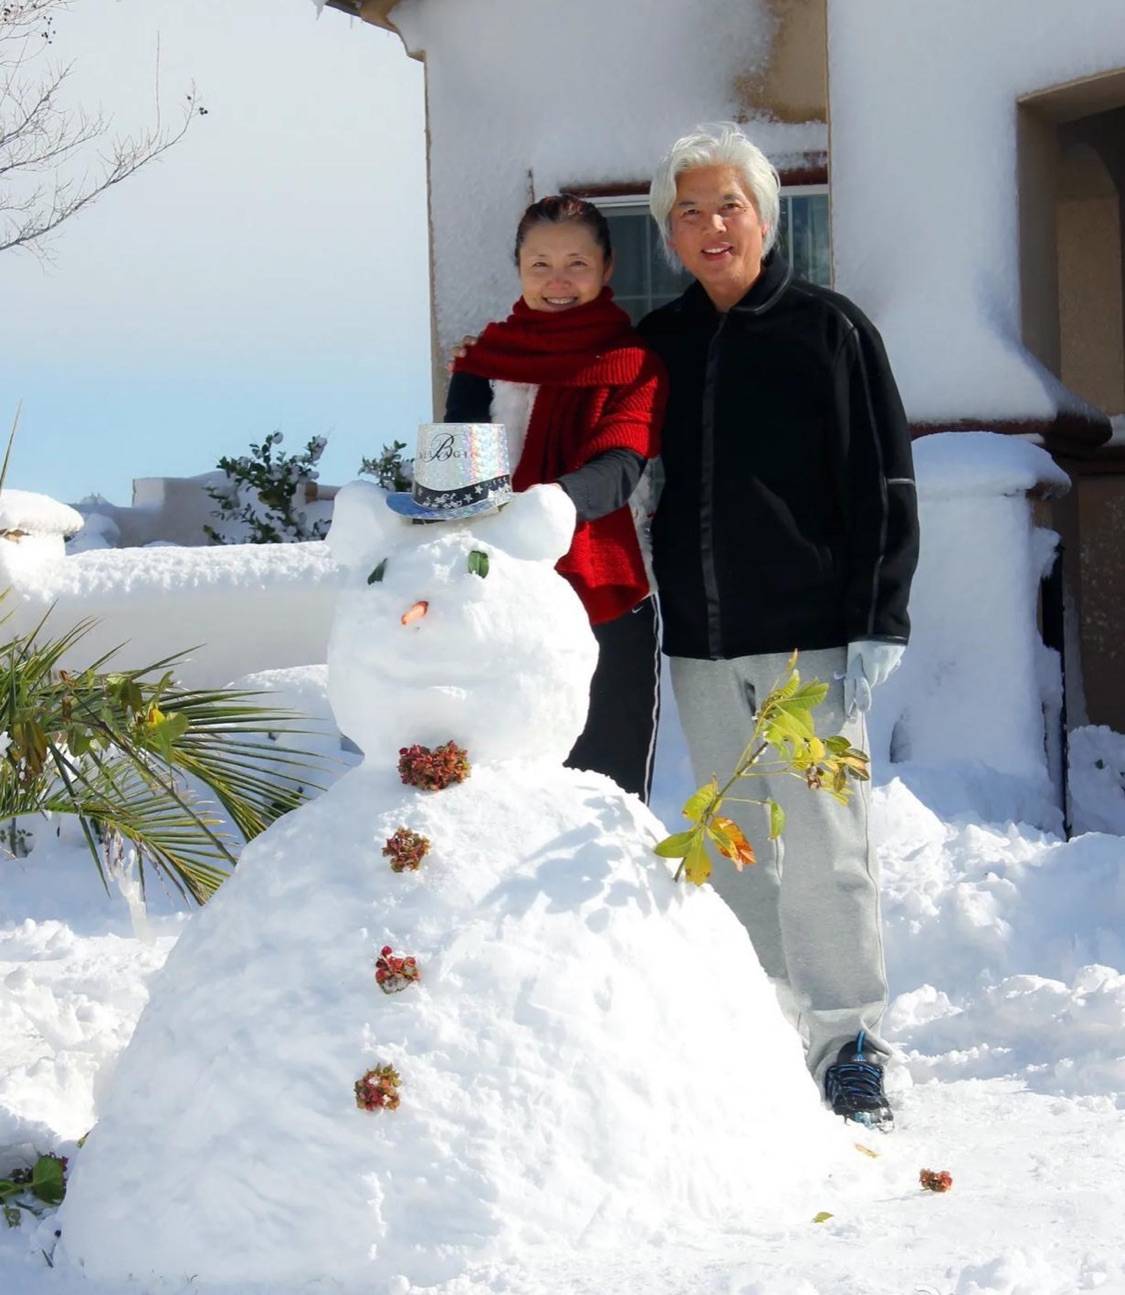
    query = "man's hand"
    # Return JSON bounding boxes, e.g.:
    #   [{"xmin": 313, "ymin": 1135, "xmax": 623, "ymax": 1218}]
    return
[
  {"xmin": 446, "ymin": 334, "xmax": 480, "ymax": 372},
  {"xmin": 843, "ymin": 640, "xmax": 905, "ymax": 718}
]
